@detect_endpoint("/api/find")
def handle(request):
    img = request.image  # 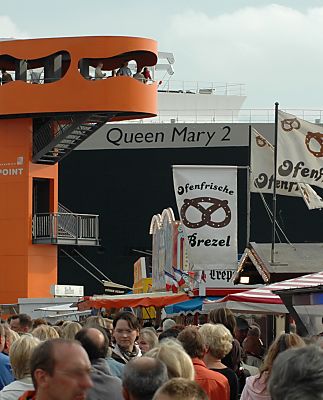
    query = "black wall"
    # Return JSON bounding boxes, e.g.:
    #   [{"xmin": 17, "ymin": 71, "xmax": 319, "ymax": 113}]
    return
[{"xmin": 58, "ymin": 147, "xmax": 323, "ymax": 295}]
